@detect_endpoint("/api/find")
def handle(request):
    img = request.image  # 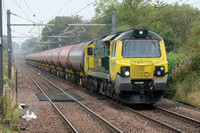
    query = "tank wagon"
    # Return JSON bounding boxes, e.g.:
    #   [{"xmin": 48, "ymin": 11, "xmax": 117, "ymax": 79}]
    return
[{"xmin": 25, "ymin": 29, "xmax": 168, "ymax": 104}]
